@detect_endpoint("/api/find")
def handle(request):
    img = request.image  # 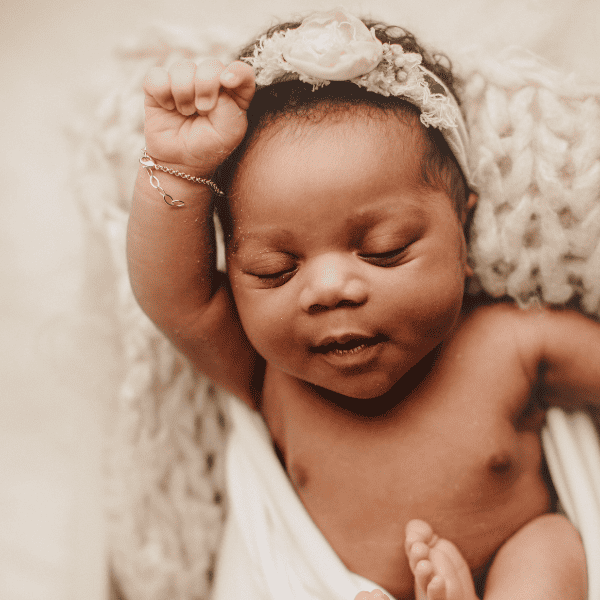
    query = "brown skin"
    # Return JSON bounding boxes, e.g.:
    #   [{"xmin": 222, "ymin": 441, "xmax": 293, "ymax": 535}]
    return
[{"xmin": 128, "ymin": 59, "xmax": 592, "ymax": 599}]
